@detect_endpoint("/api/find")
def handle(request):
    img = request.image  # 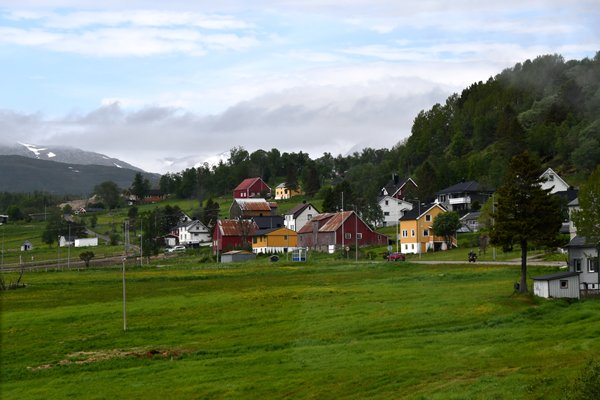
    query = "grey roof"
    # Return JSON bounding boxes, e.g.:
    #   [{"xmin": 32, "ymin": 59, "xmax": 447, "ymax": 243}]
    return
[
  {"xmin": 533, "ymin": 271, "xmax": 580, "ymax": 281},
  {"xmin": 566, "ymin": 236, "xmax": 599, "ymax": 248},
  {"xmin": 436, "ymin": 181, "xmax": 494, "ymax": 195},
  {"xmin": 285, "ymin": 202, "xmax": 319, "ymax": 219},
  {"xmin": 399, "ymin": 203, "xmax": 443, "ymax": 221},
  {"xmin": 460, "ymin": 211, "xmax": 481, "ymax": 221}
]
